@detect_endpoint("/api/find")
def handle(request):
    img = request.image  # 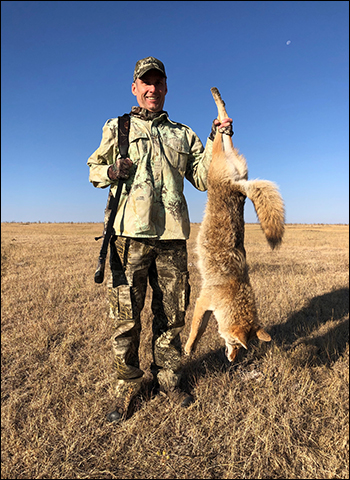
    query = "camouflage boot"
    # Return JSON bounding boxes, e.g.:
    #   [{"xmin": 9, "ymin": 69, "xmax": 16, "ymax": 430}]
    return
[
  {"xmin": 156, "ymin": 368, "xmax": 194, "ymax": 408},
  {"xmin": 106, "ymin": 377, "xmax": 143, "ymax": 423},
  {"xmin": 106, "ymin": 397, "xmax": 129, "ymax": 423}
]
